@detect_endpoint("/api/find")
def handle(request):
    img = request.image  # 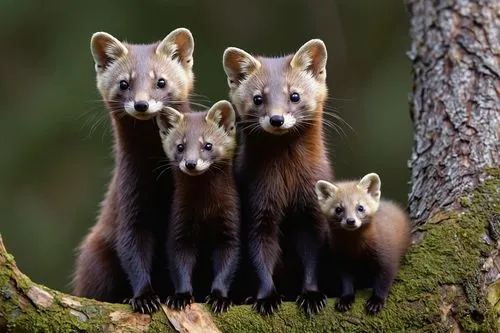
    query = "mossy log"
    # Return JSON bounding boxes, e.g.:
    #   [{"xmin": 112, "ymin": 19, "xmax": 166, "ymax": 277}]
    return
[{"xmin": 1, "ymin": 170, "xmax": 498, "ymax": 332}]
